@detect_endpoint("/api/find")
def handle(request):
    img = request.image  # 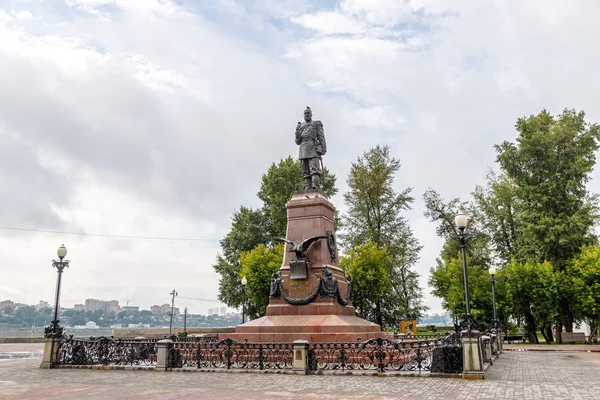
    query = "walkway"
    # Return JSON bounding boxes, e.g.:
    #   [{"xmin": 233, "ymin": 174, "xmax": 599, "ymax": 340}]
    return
[{"xmin": 0, "ymin": 344, "xmax": 599, "ymax": 399}]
